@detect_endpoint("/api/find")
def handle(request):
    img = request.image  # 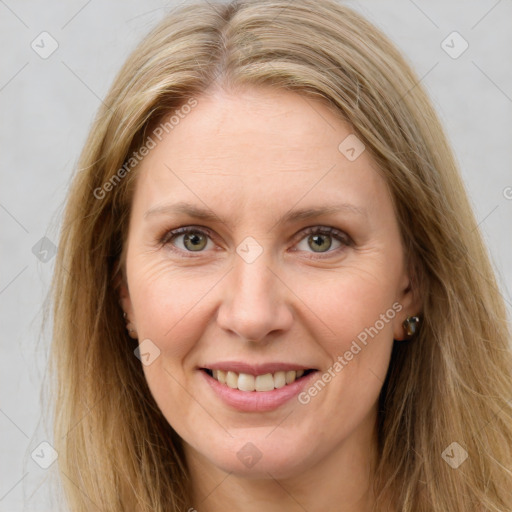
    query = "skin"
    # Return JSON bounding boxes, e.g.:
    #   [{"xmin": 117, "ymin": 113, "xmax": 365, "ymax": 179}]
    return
[{"xmin": 119, "ymin": 86, "xmax": 421, "ymax": 512}]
